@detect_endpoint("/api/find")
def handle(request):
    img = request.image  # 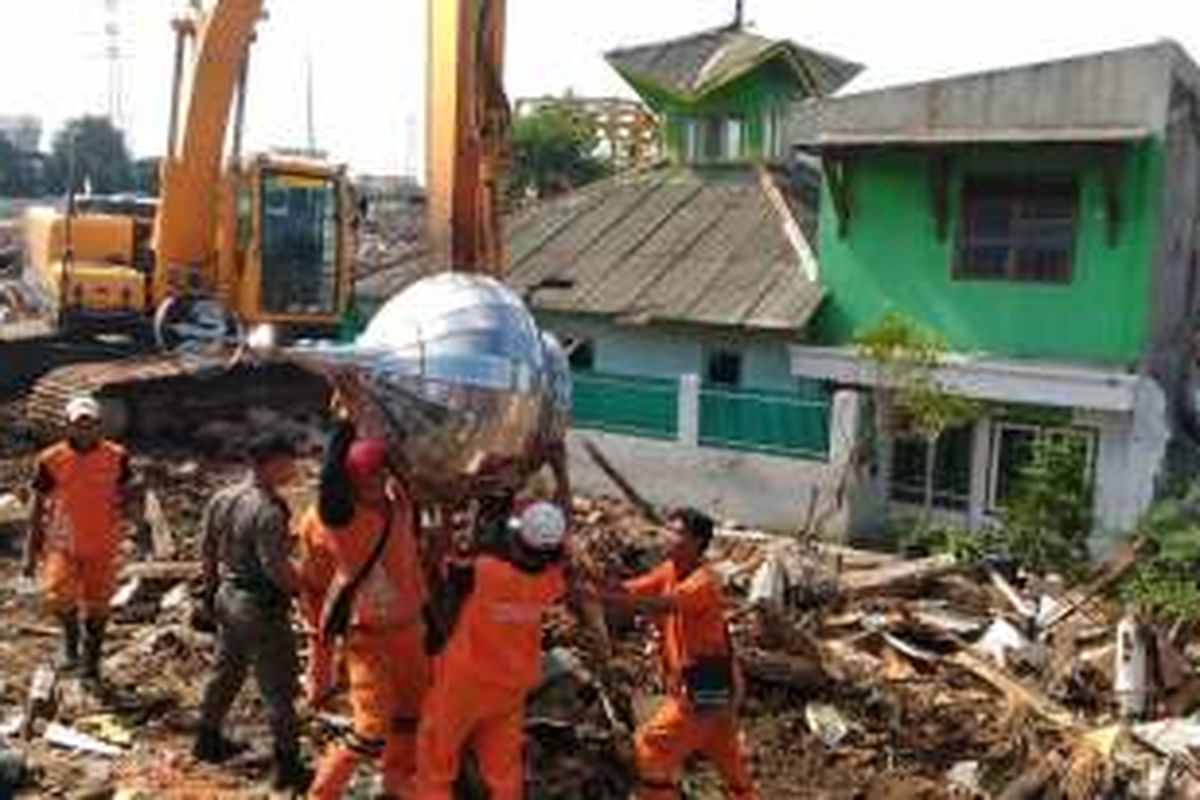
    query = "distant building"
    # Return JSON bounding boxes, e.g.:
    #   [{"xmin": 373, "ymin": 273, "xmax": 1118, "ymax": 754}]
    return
[
  {"xmin": 514, "ymin": 96, "xmax": 661, "ymax": 171},
  {"xmin": 0, "ymin": 116, "xmax": 41, "ymax": 154},
  {"xmin": 605, "ymin": 25, "xmax": 859, "ymax": 164}
]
